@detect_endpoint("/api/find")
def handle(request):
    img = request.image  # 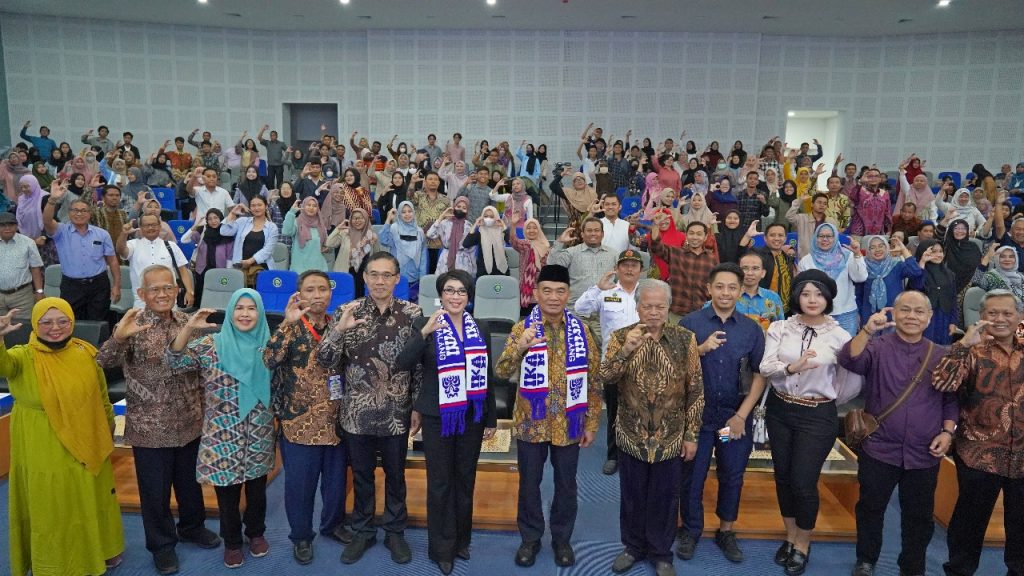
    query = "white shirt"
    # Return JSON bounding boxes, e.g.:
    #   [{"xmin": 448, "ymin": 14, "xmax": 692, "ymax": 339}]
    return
[
  {"xmin": 0, "ymin": 233, "xmax": 43, "ymax": 290},
  {"xmin": 574, "ymin": 282, "xmax": 639, "ymax": 356},
  {"xmin": 126, "ymin": 237, "xmax": 187, "ymax": 308},
  {"xmin": 797, "ymin": 253, "xmax": 868, "ymax": 316},
  {"xmin": 601, "ymin": 217, "xmax": 631, "ymax": 252},
  {"xmin": 191, "ymin": 186, "xmax": 234, "ymax": 222}
]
